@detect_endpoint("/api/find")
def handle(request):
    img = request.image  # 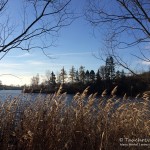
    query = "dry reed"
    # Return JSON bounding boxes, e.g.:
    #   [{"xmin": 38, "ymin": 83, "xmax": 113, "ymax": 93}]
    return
[{"xmin": 0, "ymin": 87, "xmax": 149, "ymax": 150}]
